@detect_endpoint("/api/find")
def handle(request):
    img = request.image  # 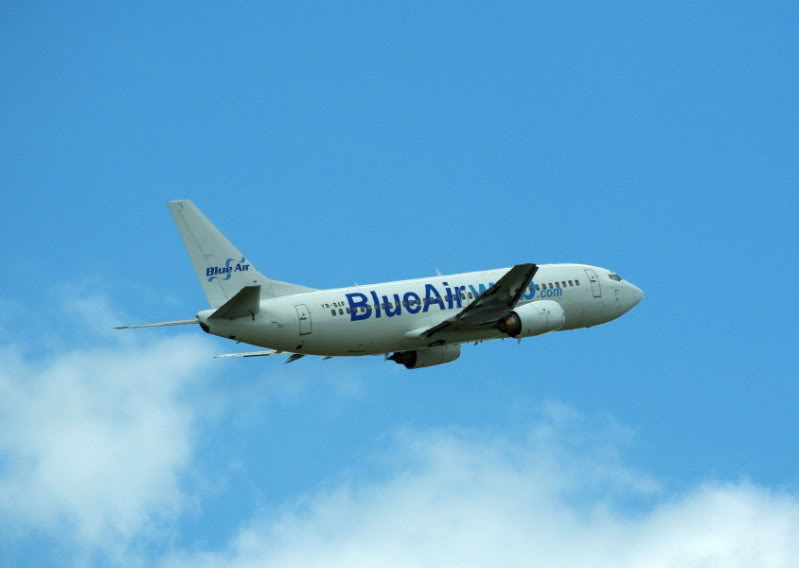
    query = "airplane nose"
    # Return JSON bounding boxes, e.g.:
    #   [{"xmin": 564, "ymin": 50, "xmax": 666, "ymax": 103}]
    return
[{"xmin": 628, "ymin": 283, "xmax": 644, "ymax": 308}]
